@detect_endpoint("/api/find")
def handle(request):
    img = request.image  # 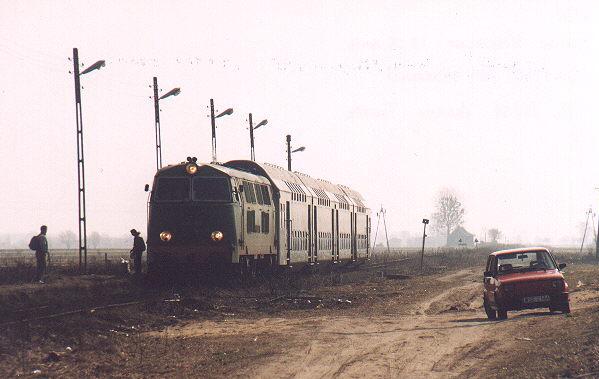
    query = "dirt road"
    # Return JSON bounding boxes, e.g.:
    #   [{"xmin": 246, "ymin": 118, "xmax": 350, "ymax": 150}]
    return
[
  {"xmin": 2, "ymin": 262, "xmax": 598, "ymax": 378},
  {"xmin": 150, "ymin": 269, "xmax": 491, "ymax": 378}
]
